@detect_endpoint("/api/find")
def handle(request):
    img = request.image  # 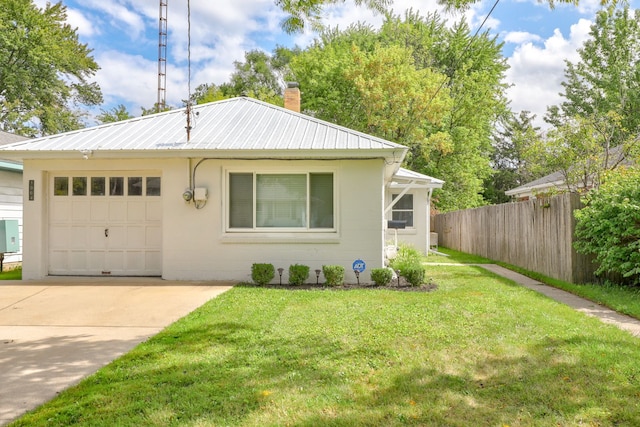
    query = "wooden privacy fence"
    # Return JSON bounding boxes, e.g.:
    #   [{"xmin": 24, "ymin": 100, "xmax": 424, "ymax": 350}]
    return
[{"xmin": 433, "ymin": 193, "xmax": 597, "ymax": 284}]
